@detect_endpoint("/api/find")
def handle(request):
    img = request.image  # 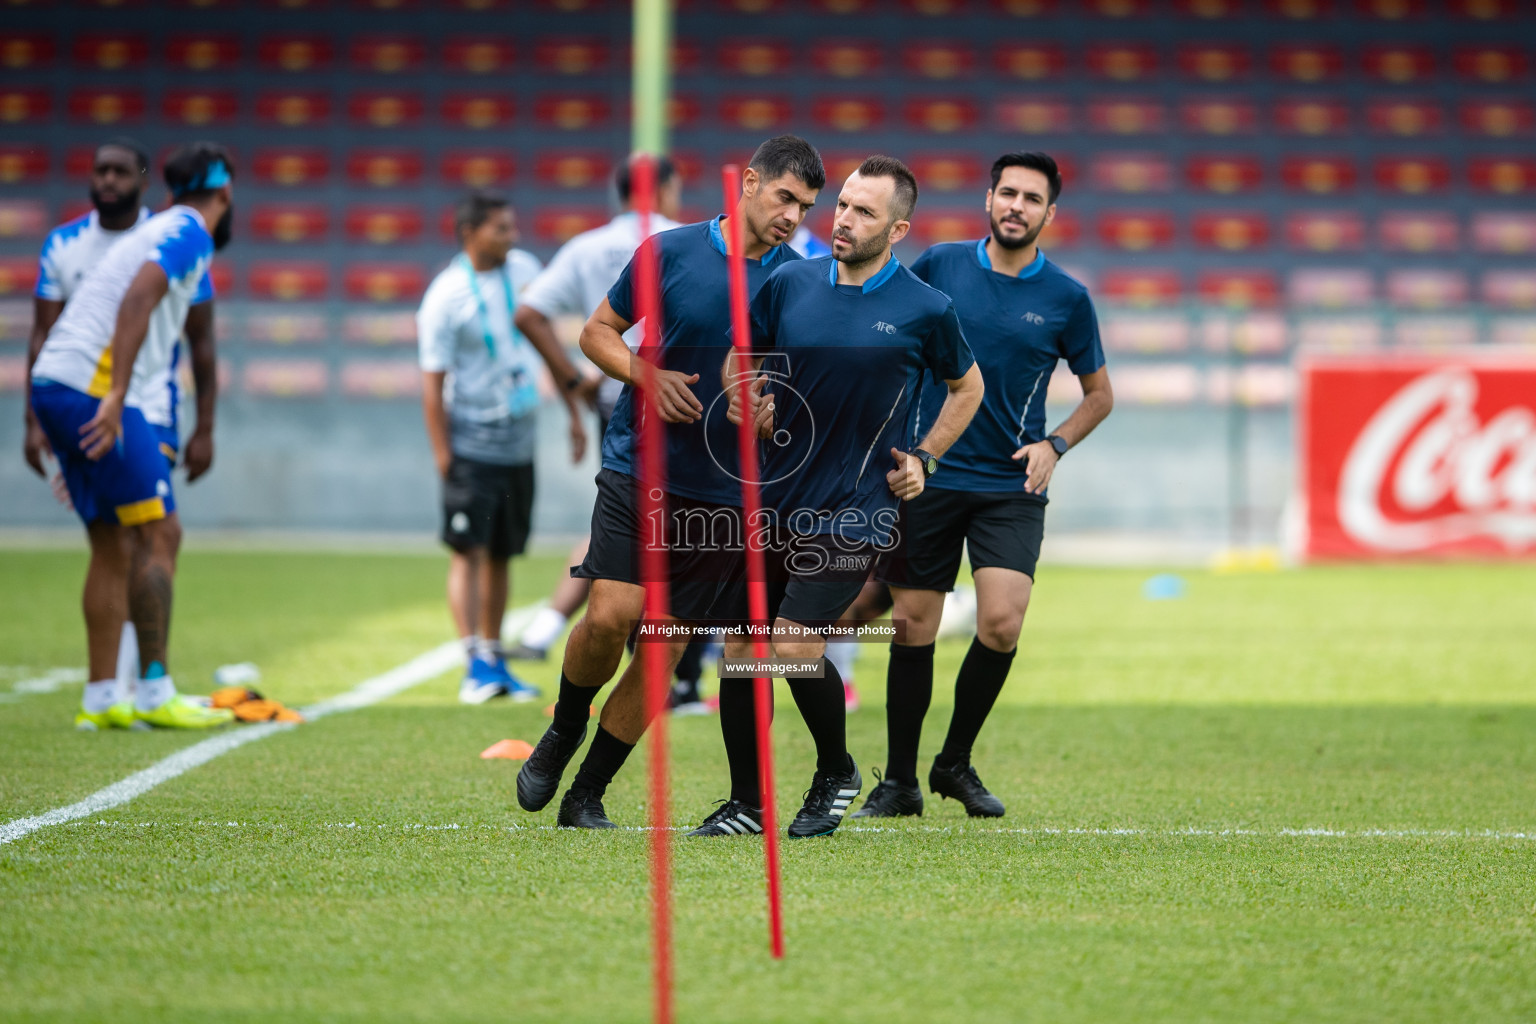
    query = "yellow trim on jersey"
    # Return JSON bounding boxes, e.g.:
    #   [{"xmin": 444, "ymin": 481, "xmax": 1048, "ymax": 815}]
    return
[
  {"xmin": 159, "ymin": 442, "xmax": 177, "ymax": 460},
  {"xmin": 86, "ymin": 349, "xmax": 113, "ymax": 398},
  {"xmin": 115, "ymin": 497, "xmax": 166, "ymax": 526}
]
